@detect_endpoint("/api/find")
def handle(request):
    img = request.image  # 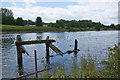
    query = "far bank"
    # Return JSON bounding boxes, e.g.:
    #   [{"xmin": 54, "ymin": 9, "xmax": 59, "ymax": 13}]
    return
[{"xmin": 2, "ymin": 25, "xmax": 117, "ymax": 34}]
